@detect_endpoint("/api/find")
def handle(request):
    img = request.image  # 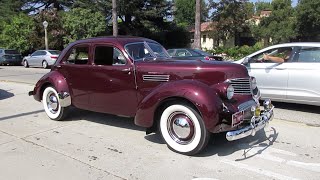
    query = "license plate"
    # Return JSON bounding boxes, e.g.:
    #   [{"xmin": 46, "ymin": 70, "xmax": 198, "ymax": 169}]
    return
[{"xmin": 232, "ymin": 111, "xmax": 244, "ymax": 127}]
